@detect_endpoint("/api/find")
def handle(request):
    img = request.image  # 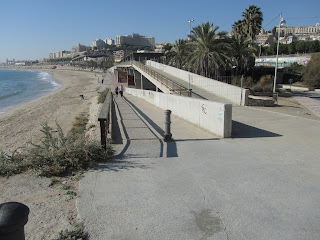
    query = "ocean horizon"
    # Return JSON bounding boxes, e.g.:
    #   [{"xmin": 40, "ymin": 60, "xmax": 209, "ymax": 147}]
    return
[{"xmin": 0, "ymin": 69, "xmax": 61, "ymax": 114}]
